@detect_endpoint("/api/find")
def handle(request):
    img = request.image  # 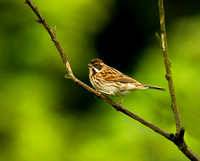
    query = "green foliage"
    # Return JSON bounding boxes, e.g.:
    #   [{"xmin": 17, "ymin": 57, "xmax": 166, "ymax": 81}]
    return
[{"xmin": 0, "ymin": 0, "xmax": 200, "ymax": 161}]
